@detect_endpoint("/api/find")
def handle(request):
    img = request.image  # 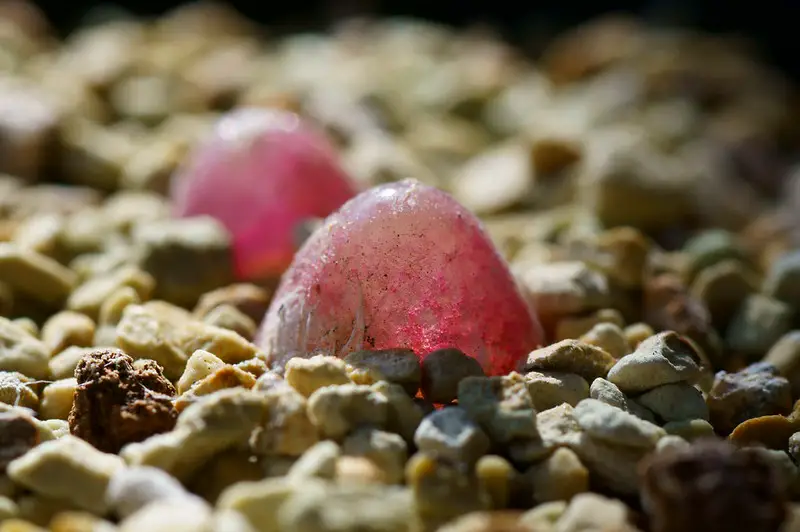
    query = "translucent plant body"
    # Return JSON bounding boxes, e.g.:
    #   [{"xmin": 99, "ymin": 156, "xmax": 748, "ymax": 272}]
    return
[
  {"xmin": 257, "ymin": 178, "xmax": 544, "ymax": 376},
  {"xmin": 170, "ymin": 107, "xmax": 358, "ymax": 280}
]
